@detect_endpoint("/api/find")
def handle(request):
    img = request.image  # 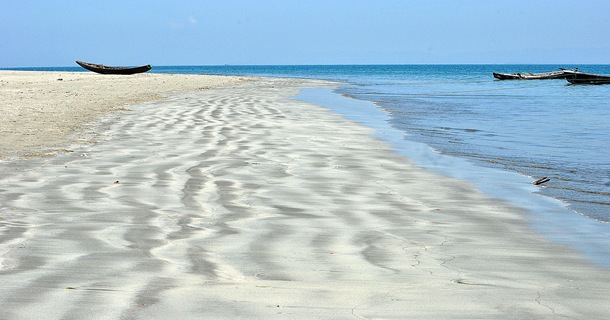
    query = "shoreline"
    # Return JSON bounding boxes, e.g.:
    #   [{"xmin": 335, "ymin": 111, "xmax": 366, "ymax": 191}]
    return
[
  {"xmin": 297, "ymin": 87, "xmax": 610, "ymax": 269},
  {"xmin": 1, "ymin": 73, "xmax": 609, "ymax": 318}
]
